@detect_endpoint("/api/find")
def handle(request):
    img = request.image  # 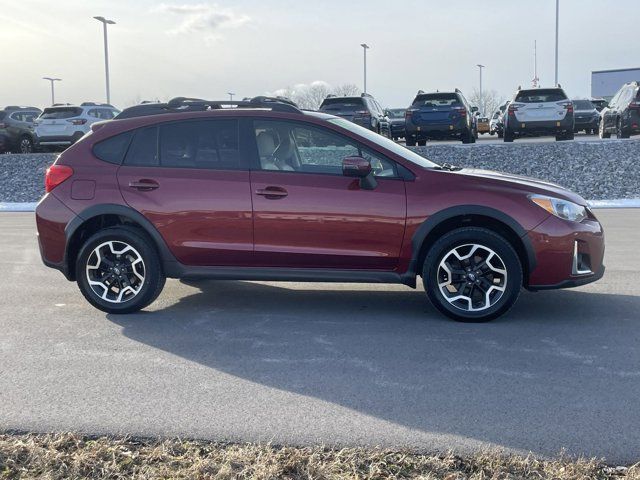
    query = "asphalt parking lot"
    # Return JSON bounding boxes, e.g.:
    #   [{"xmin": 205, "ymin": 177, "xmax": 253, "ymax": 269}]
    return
[{"xmin": 1, "ymin": 210, "xmax": 639, "ymax": 464}]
